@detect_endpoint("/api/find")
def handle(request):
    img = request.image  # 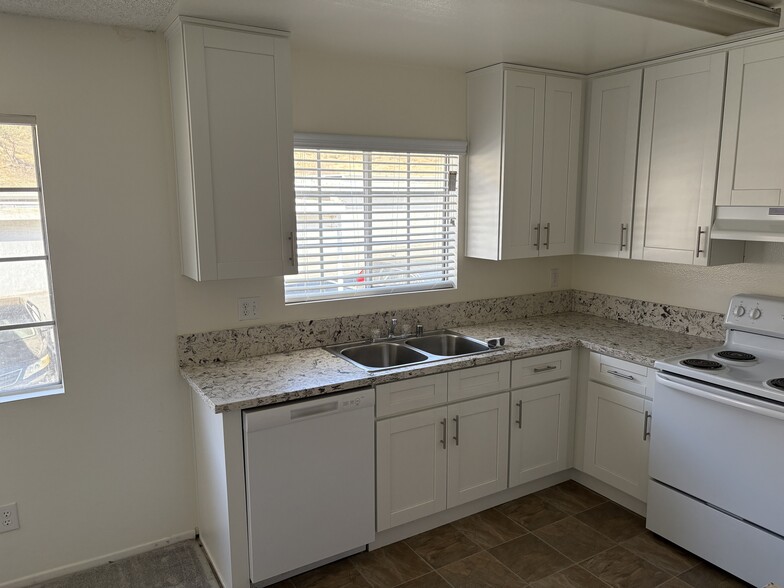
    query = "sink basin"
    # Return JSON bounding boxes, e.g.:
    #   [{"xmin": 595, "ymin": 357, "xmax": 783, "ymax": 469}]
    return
[
  {"xmin": 340, "ymin": 342, "xmax": 428, "ymax": 370},
  {"xmin": 405, "ymin": 333, "xmax": 491, "ymax": 356},
  {"xmin": 326, "ymin": 329, "xmax": 499, "ymax": 371}
]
